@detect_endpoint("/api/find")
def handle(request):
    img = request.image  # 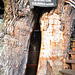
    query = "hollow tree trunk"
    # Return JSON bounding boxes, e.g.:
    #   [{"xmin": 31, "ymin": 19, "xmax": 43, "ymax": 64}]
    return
[
  {"xmin": 37, "ymin": 0, "xmax": 75, "ymax": 75},
  {"xmin": 1, "ymin": 0, "xmax": 75, "ymax": 75}
]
